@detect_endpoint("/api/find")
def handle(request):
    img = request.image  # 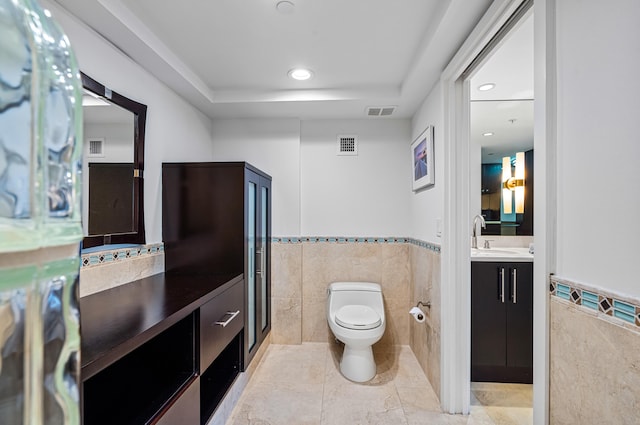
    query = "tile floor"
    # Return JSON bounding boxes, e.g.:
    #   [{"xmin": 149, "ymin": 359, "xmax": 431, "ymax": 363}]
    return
[{"xmin": 227, "ymin": 343, "xmax": 532, "ymax": 425}]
